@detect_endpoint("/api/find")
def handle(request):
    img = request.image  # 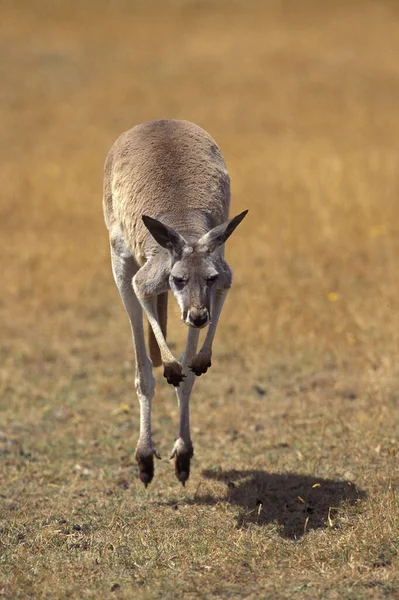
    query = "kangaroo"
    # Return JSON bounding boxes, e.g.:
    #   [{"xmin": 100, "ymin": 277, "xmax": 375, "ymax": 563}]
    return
[{"xmin": 103, "ymin": 119, "xmax": 247, "ymax": 486}]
